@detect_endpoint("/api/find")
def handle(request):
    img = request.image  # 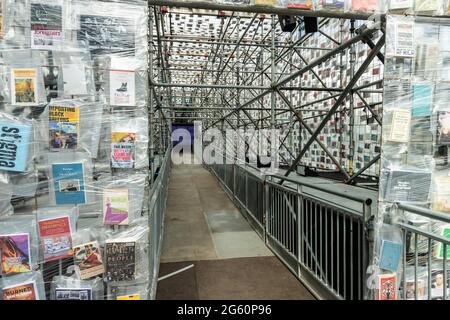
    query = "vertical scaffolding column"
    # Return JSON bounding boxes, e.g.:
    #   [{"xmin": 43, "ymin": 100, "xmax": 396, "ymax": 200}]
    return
[
  {"xmin": 348, "ymin": 20, "xmax": 356, "ymax": 177},
  {"xmin": 270, "ymin": 14, "xmax": 276, "ymax": 163}
]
